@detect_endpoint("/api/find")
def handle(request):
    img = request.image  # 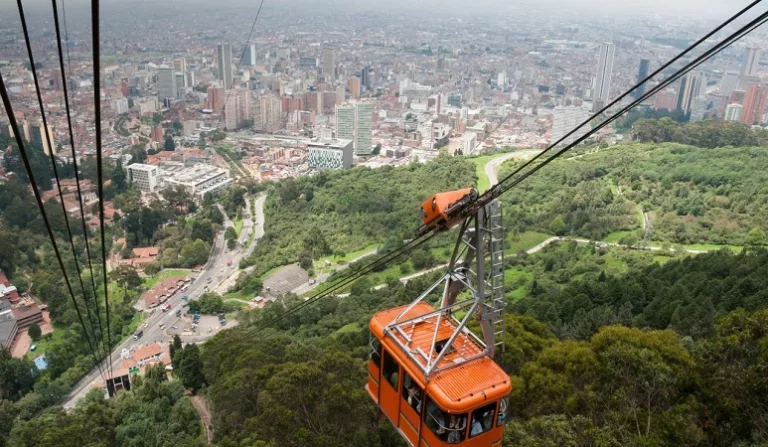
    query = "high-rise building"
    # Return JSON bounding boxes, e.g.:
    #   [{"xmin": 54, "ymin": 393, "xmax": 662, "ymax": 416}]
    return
[
  {"xmin": 676, "ymin": 71, "xmax": 702, "ymax": 113},
  {"xmin": 127, "ymin": 164, "xmax": 159, "ymax": 192},
  {"xmin": 112, "ymin": 98, "xmax": 129, "ymax": 115},
  {"xmin": 322, "ymin": 48, "xmax": 335, "ymax": 81},
  {"xmin": 635, "ymin": 59, "xmax": 650, "ymax": 98},
  {"xmin": 243, "ymin": 44, "xmax": 257, "ymax": 66},
  {"xmin": 740, "ymin": 48, "xmax": 762, "ymax": 77},
  {"xmin": 593, "ymin": 43, "xmax": 615, "ymax": 112},
  {"xmin": 335, "ymin": 104, "xmax": 355, "ymax": 141},
  {"xmin": 29, "ymin": 122, "xmax": 55, "ymax": 154},
  {"xmin": 497, "ymin": 72, "xmax": 507, "ymax": 90},
  {"xmin": 304, "ymin": 91, "xmax": 321, "ymax": 113},
  {"xmin": 157, "ymin": 68, "xmax": 176, "ymax": 101},
  {"xmin": 299, "ymin": 57, "xmax": 318, "ymax": 71},
  {"xmin": 361, "ymin": 66, "xmax": 371, "ymax": 91},
  {"xmin": 150, "ymin": 126, "xmax": 164, "ymax": 143},
  {"xmin": 349, "ymin": 77, "xmax": 361, "ymax": 99},
  {"xmin": 173, "ymin": 58, "xmax": 187, "ymax": 73},
  {"xmin": 257, "ymin": 94, "xmax": 282, "ymax": 129},
  {"xmin": 355, "ymin": 101, "xmax": 373, "ymax": 155},
  {"xmin": 689, "ymin": 96, "xmax": 709, "ymax": 122},
  {"xmin": 225, "ymin": 89, "xmax": 252, "ymax": 130},
  {"xmin": 217, "ymin": 43, "xmax": 233, "ymax": 89},
  {"xmin": 459, "ymin": 132, "xmax": 477, "ymax": 155},
  {"xmin": 720, "ymin": 71, "xmax": 740, "ymax": 98},
  {"xmin": 206, "ymin": 87, "xmax": 225, "ymax": 111},
  {"xmin": 724, "ymin": 103, "xmax": 744, "ymax": 121},
  {"xmin": 740, "ymin": 84, "xmax": 768, "ymax": 125},
  {"xmin": 448, "ymin": 92, "xmax": 462, "ymax": 107},
  {"xmin": 551, "ymin": 106, "xmax": 591, "ymax": 146}
]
